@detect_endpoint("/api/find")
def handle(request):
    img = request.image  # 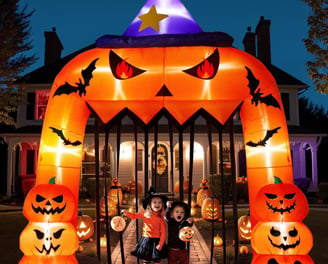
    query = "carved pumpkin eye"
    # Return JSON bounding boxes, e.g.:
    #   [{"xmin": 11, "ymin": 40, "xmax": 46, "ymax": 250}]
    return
[
  {"xmin": 289, "ymin": 227, "xmax": 298, "ymax": 237},
  {"xmin": 284, "ymin": 193, "xmax": 296, "ymax": 200},
  {"xmin": 109, "ymin": 50, "xmax": 146, "ymax": 80},
  {"xmin": 53, "ymin": 195, "xmax": 63, "ymax": 203},
  {"xmin": 53, "ymin": 228, "xmax": 65, "ymax": 239},
  {"xmin": 36, "ymin": 195, "xmax": 46, "ymax": 203},
  {"xmin": 34, "ymin": 229, "xmax": 44, "ymax": 240},
  {"xmin": 270, "ymin": 227, "xmax": 281, "ymax": 237},
  {"xmin": 183, "ymin": 49, "xmax": 219, "ymax": 79},
  {"xmin": 265, "ymin": 193, "xmax": 277, "ymax": 199}
]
